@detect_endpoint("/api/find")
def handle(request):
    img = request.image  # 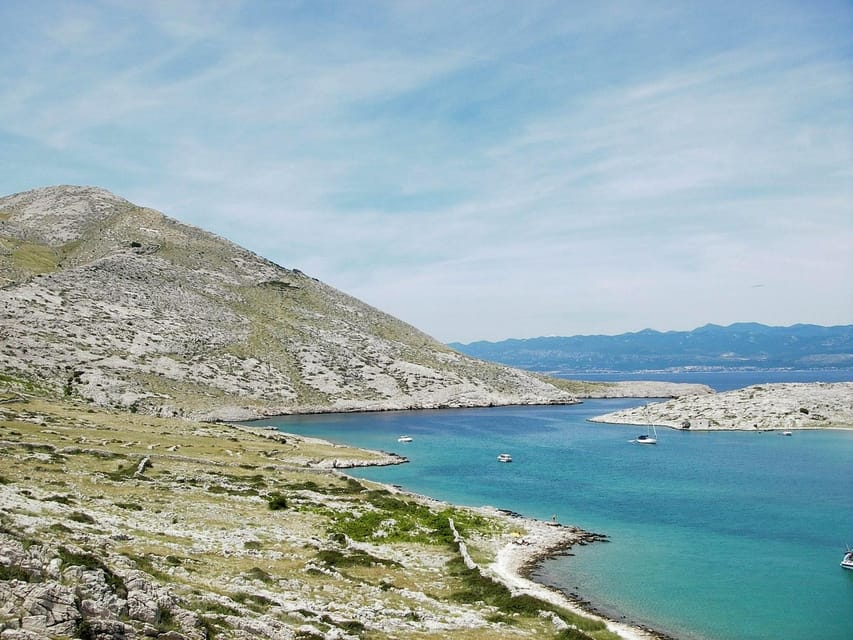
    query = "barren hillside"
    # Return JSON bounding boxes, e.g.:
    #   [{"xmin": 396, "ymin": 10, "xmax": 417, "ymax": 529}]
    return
[{"xmin": 0, "ymin": 186, "xmax": 582, "ymax": 420}]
